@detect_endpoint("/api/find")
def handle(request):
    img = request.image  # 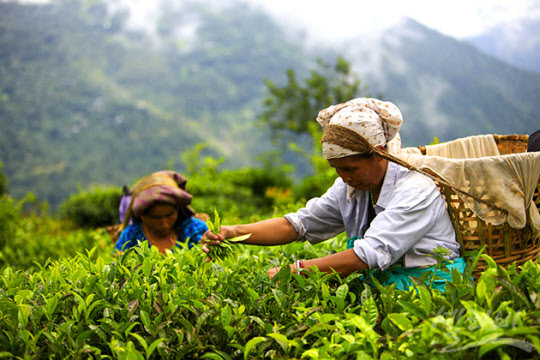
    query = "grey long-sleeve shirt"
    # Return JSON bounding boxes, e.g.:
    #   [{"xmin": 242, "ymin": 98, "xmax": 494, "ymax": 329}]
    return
[{"xmin": 284, "ymin": 162, "xmax": 460, "ymax": 270}]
